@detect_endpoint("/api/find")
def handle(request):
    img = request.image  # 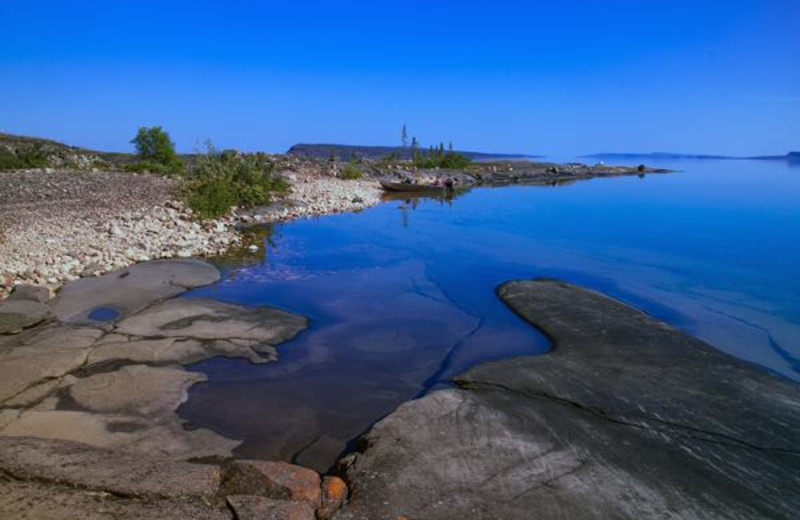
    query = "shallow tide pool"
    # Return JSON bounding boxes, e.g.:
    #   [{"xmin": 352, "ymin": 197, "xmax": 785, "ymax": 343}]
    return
[{"xmin": 179, "ymin": 158, "xmax": 800, "ymax": 471}]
